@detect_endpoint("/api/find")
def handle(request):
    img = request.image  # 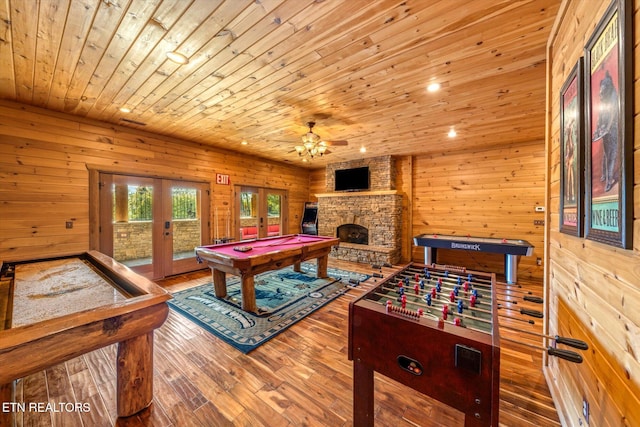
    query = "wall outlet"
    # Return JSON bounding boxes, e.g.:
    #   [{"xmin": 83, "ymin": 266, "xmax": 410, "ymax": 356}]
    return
[
  {"xmin": 65, "ymin": 221, "xmax": 74, "ymax": 229},
  {"xmin": 534, "ymin": 219, "xmax": 545, "ymax": 226}
]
